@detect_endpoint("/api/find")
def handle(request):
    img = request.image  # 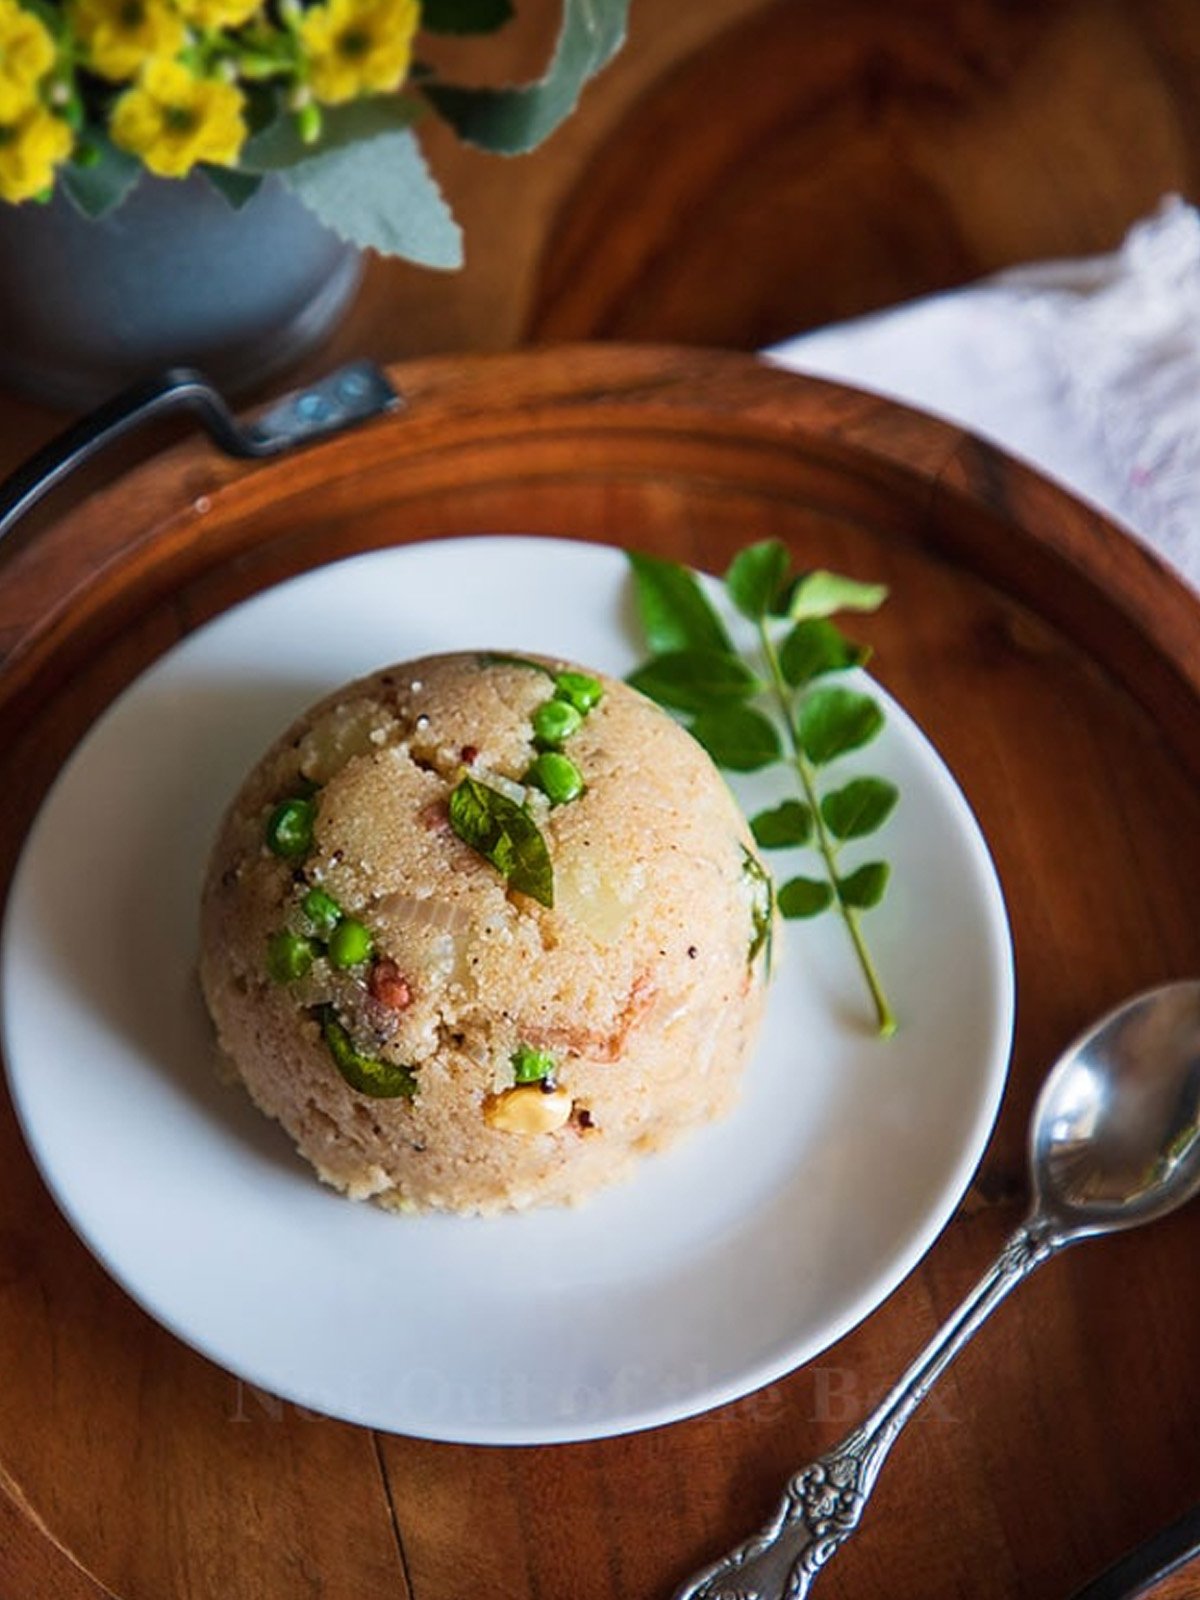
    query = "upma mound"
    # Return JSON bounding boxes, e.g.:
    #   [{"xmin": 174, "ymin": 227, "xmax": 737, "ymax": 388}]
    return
[{"xmin": 199, "ymin": 651, "xmax": 771, "ymax": 1214}]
